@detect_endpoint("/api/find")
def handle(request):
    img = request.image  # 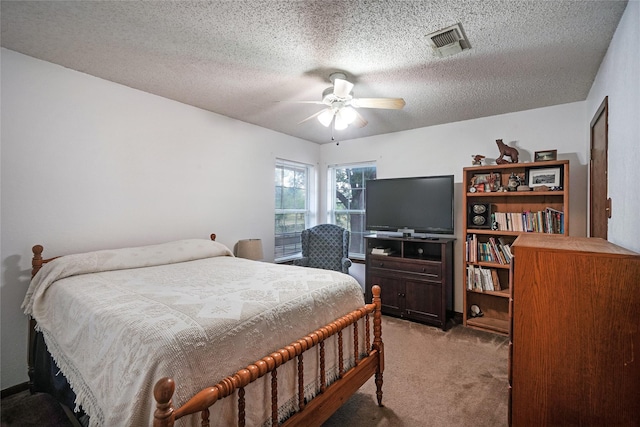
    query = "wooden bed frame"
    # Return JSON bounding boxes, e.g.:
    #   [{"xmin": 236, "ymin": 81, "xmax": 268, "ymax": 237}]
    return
[{"xmin": 29, "ymin": 234, "xmax": 384, "ymax": 427}]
